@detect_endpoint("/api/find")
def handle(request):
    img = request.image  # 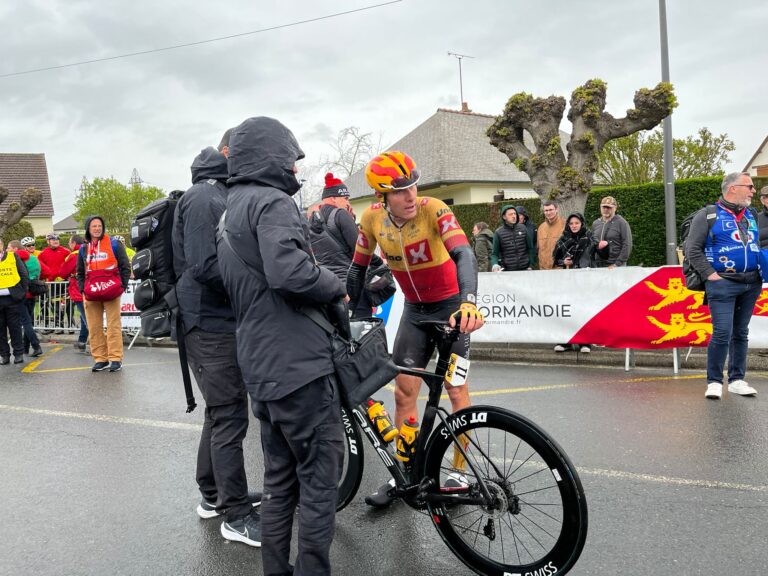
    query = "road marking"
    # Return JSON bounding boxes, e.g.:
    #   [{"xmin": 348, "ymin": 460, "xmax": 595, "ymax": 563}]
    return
[
  {"xmin": 2, "ymin": 402, "xmax": 765, "ymax": 494},
  {"xmin": 577, "ymin": 466, "xmax": 768, "ymax": 493},
  {"xmin": 385, "ymin": 373, "xmax": 705, "ymax": 400},
  {"xmin": 0, "ymin": 404, "xmax": 201, "ymax": 431},
  {"xmin": 27, "ymin": 361, "xmax": 178, "ymax": 374},
  {"xmin": 21, "ymin": 346, "xmax": 176, "ymax": 374},
  {"xmin": 21, "ymin": 346, "xmax": 63, "ymax": 373}
]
